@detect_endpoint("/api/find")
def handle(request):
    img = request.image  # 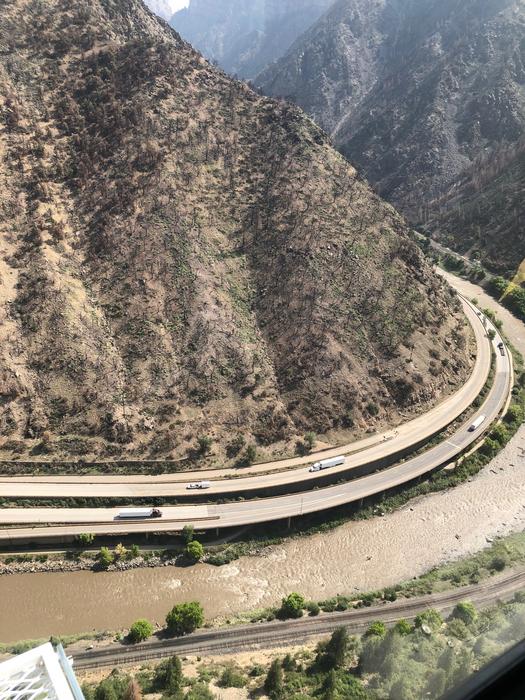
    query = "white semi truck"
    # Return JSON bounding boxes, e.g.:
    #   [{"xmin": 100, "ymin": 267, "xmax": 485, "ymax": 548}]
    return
[
  {"xmin": 117, "ymin": 508, "xmax": 162, "ymax": 519},
  {"xmin": 309, "ymin": 455, "xmax": 346, "ymax": 472},
  {"xmin": 468, "ymin": 415, "xmax": 486, "ymax": 432}
]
